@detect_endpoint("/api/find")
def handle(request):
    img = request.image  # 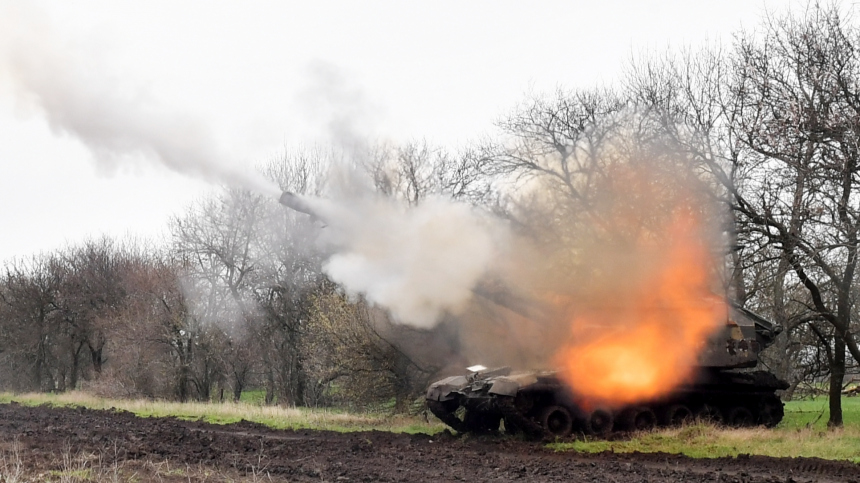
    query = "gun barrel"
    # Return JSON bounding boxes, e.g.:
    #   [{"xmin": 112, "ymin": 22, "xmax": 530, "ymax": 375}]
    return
[{"xmin": 278, "ymin": 191, "xmax": 320, "ymax": 218}]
